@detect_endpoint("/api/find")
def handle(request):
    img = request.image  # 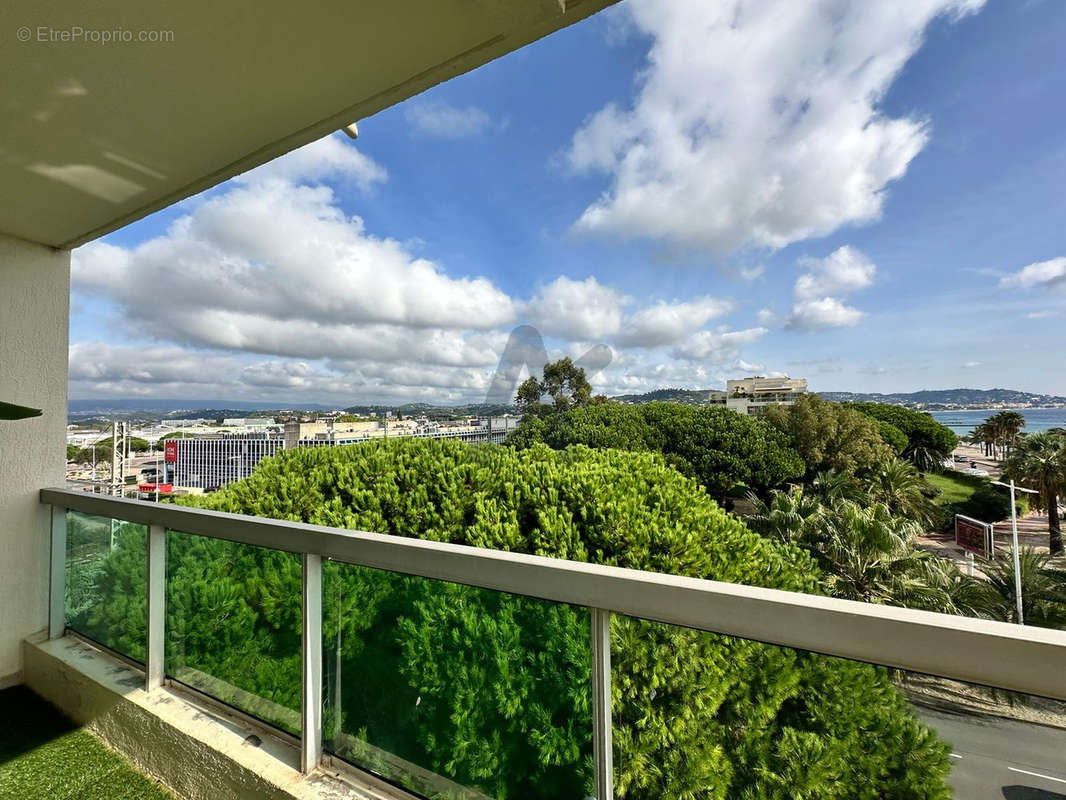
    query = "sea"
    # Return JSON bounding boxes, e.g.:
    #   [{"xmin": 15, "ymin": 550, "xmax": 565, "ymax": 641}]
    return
[{"xmin": 930, "ymin": 408, "xmax": 1066, "ymax": 437}]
